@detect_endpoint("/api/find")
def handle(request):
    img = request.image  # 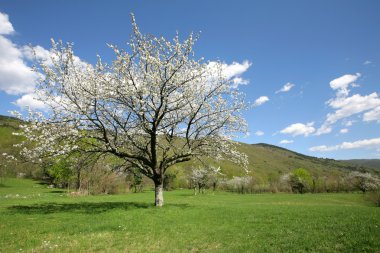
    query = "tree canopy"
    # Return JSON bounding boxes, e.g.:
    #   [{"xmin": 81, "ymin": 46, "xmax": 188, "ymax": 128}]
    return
[{"xmin": 13, "ymin": 14, "xmax": 250, "ymax": 206}]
